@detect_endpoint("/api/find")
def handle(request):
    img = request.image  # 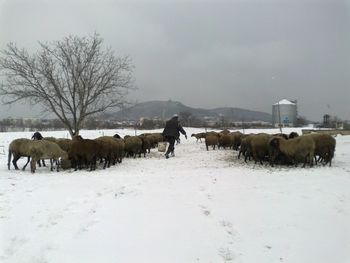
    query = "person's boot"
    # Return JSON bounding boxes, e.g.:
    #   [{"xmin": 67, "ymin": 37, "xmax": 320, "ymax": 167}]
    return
[{"xmin": 165, "ymin": 154, "xmax": 169, "ymax": 159}]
